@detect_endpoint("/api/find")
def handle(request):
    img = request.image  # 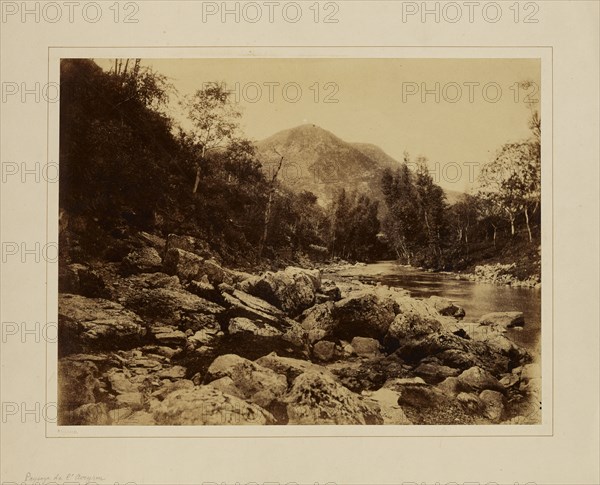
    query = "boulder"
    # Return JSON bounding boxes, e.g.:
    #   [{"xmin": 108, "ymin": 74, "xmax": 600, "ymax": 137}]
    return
[
  {"xmin": 204, "ymin": 354, "xmax": 288, "ymax": 409},
  {"xmin": 428, "ymin": 296, "xmax": 465, "ymax": 319},
  {"xmin": 186, "ymin": 279, "xmax": 218, "ymax": 301},
  {"xmin": 479, "ymin": 311, "xmax": 525, "ymax": 328},
  {"xmin": 284, "ymin": 371, "xmax": 382, "ymax": 425},
  {"xmin": 163, "ymin": 247, "xmax": 233, "ymax": 285},
  {"xmin": 362, "ymin": 388, "xmax": 412, "ymax": 424},
  {"xmin": 331, "ymin": 292, "xmax": 396, "ymax": 340},
  {"xmin": 386, "ymin": 312, "xmax": 442, "ymax": 342},
  {"xmin": 457, "ymin": 366, "xmax": 505, "ymax": 394},
  {"xmin": 312, "ymin": 340, "xmax": 336, "ymax": 362},
  {"xmin": 228, "ymin": 317, "xmax": 282, "ymax": 338},
  {"xmin": 188, "ymin": 327, "xmax": 222, "ymax": 347},
  {"xmin": 122, "ymin": 287, "xmax": 224, "ymax": 330},
  {"xmin": 222, "ymin": 290, "xmax": 292, "ymax": 330},
  {"xmin": 152, "ymin": 387, "xmax": 275, "ymax": 425},
  {"xmin": 437, "ymin": 376, "xmax": 461, "ymax": 396},
  {"xmin": 164, "ymin": 233, "xmax": 212, "ymax": 258},
  {"xmin": 239, "ymin": 267, "xmax": 321, "ymax": 315},
  {"xmin": 414, "ymin": 362, "xmax": 460, "ymax": 384},
  {"xmin": 350, "ymin": 336, "xmax": 381, "ymax": 357},
  {"xmin": 388, "ymin": 380, "xmax": 447, "ymax": 409},
  {"xmin": 479, "ymin": 389, "xmax": 506, "ymax": 422},
  {"xmin": 330, "ymin": 354, "xmax": 407, "ymax": 393},
  {"xmin": 320, "ymin": 279, "xmax": 342, "ymax": 301},
  {"xmin": 122, "ymin": 247, "xmax": 162, "ymax": 275},
  {"xmin": 58, "ymin": 294, "xmax": 145, "ymax": 351},
  {"xmin": 300, "ymin": 302, "xmax": 336, "ymax": 342},
  {"xmin": 255, "ymin": 352, "xmax": 334, "ymax": 385}
]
